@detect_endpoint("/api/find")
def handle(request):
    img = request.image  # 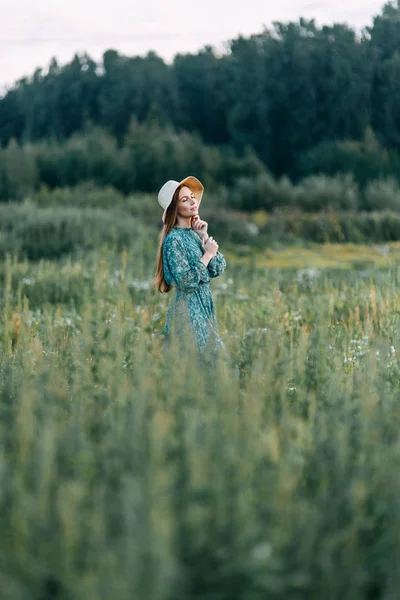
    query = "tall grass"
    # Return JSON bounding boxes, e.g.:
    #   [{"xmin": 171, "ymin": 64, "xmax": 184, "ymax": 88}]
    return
[{"xmin": 2, "ymin": 247, "xmax": 400, "ymax": 598}]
